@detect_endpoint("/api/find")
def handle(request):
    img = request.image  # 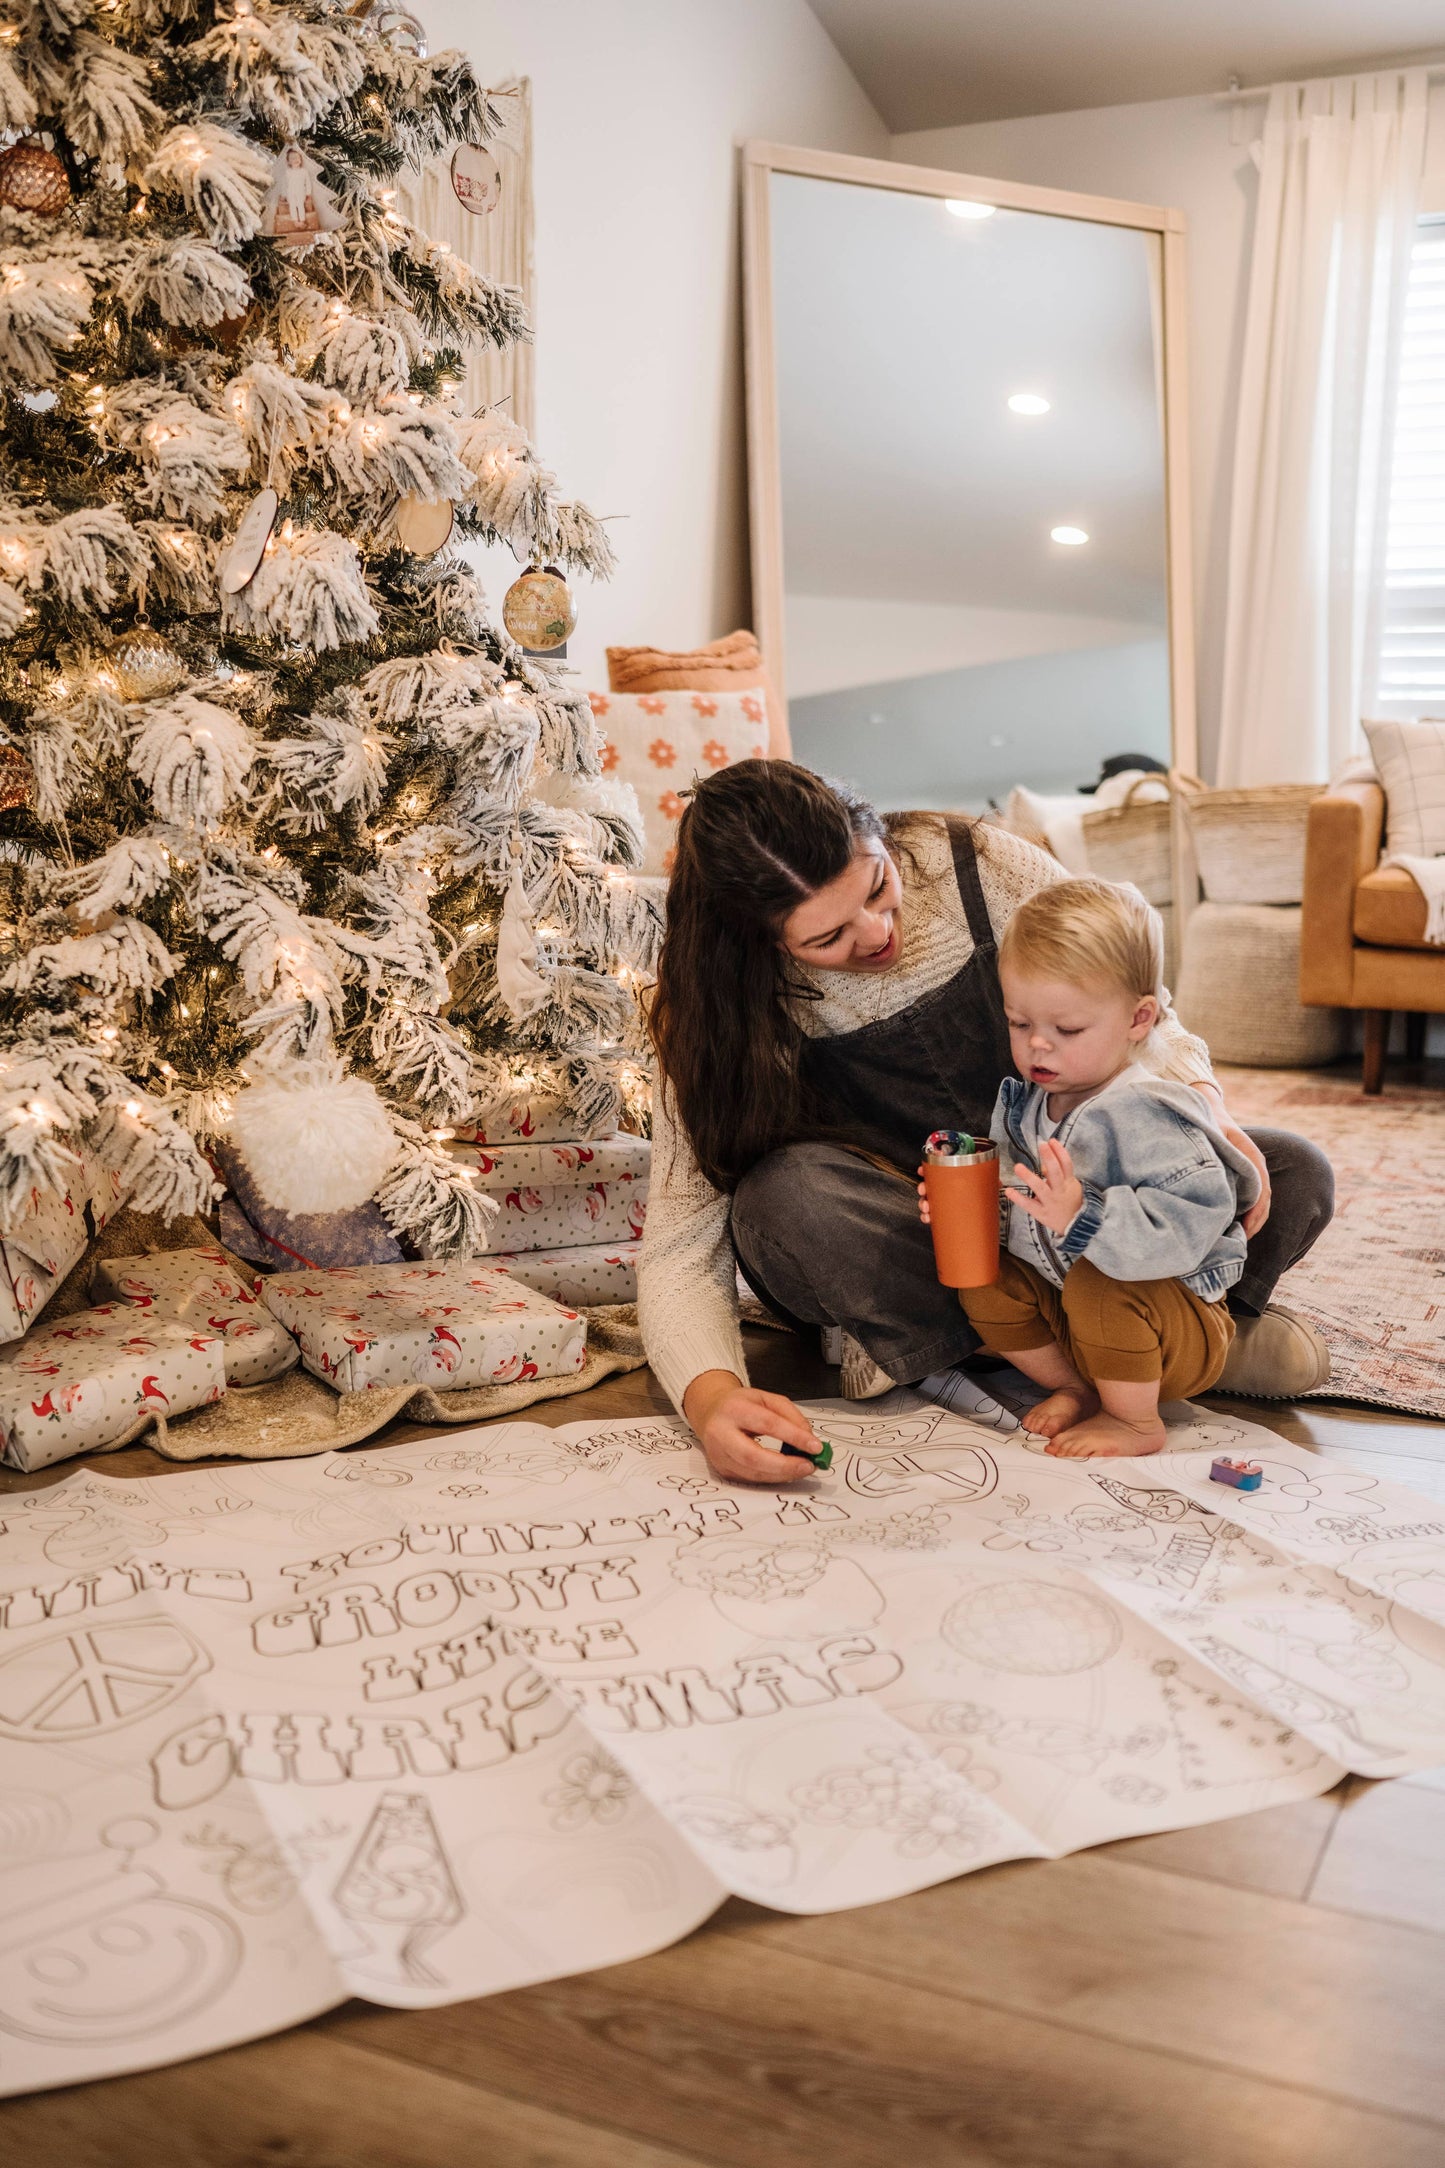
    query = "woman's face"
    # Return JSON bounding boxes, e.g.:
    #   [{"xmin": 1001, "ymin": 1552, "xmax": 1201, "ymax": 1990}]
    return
[{"xmin": 779, "ymin": 842, "xmax": 903, "ymax": 973}]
